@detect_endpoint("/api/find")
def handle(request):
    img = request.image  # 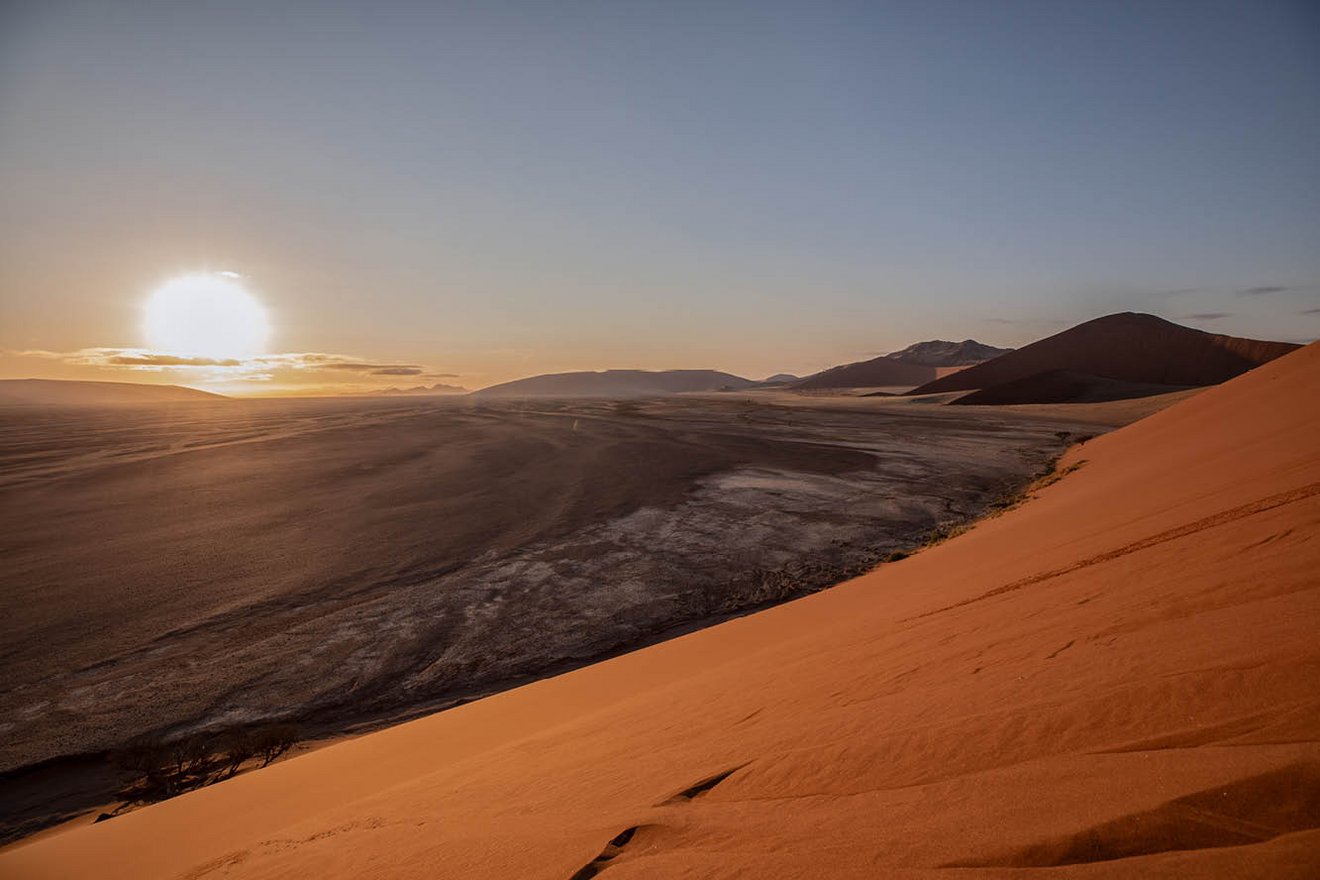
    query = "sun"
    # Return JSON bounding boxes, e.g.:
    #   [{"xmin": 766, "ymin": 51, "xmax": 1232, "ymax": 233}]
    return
[{"xmin": 143, "ymin": 273, "xmax": 270, "ymax": 359}]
